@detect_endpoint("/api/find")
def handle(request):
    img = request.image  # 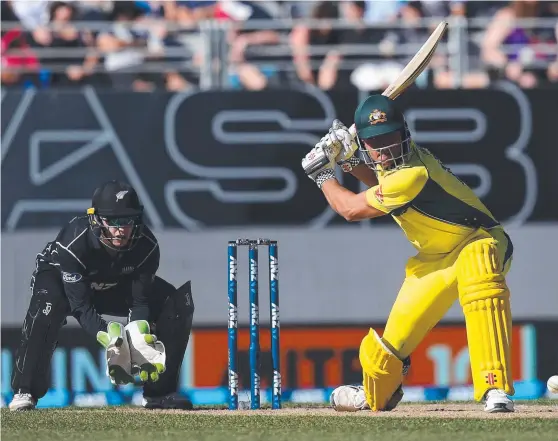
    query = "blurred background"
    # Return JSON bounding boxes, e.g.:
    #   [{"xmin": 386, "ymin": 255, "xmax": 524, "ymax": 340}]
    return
[{"xmin": 1, "ymin": 0, "xmax": 557, "ymax": 408}]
